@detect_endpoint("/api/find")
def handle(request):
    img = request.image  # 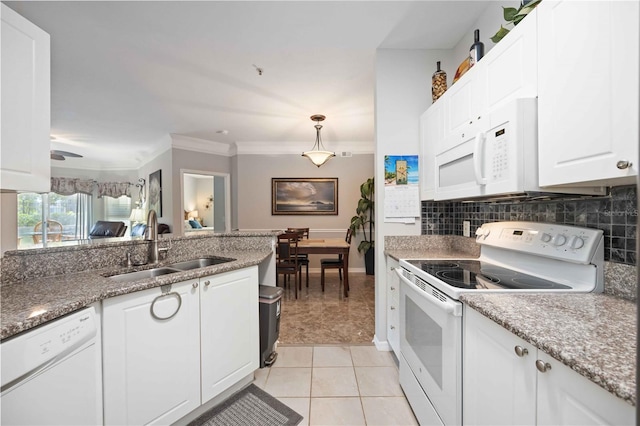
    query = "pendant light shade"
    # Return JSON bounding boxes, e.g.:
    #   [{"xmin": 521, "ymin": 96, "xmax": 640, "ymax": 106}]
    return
[{"xmin": 302, "ymin": 114, "xmax": 335, "ymax": 167}]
